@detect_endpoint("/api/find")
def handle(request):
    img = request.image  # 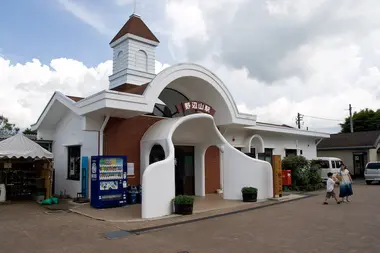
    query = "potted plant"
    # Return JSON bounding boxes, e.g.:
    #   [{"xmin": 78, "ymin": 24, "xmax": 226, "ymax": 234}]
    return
[
  {"xmin": 173, "ymin": 195, "xmax": 194, "ymax": 215},
  {"xmin": 241, "ymin": 187, "xmax": 258, "ymax": 202}
]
